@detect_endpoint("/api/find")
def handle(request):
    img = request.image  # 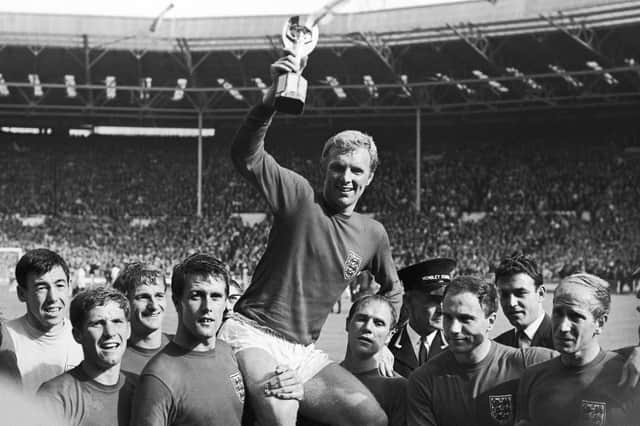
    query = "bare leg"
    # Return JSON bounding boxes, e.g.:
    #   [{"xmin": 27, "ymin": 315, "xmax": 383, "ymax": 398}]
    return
[
  {"xmin": 300, "ymin": 363, "xmax": 387, "ymax": 426},
  {"xmin": 235, "ymin": 347, "xmax": 299, "ymax": 426}
]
